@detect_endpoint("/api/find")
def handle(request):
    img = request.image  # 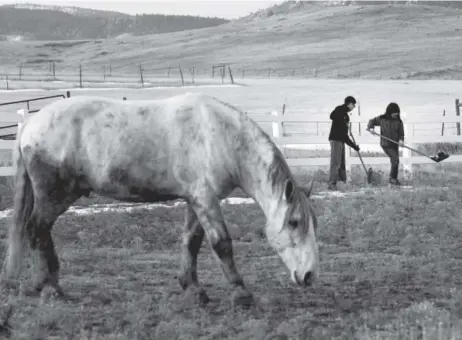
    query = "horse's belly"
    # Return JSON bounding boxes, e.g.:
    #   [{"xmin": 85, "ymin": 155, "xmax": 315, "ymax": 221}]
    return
[
  {"xmin": 92, "ymin": 180, "xmax": 182, "ymax": 203},
  {"xmin": 87, "ymin": 164, "xmax": 183, "ymax": 203}
]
